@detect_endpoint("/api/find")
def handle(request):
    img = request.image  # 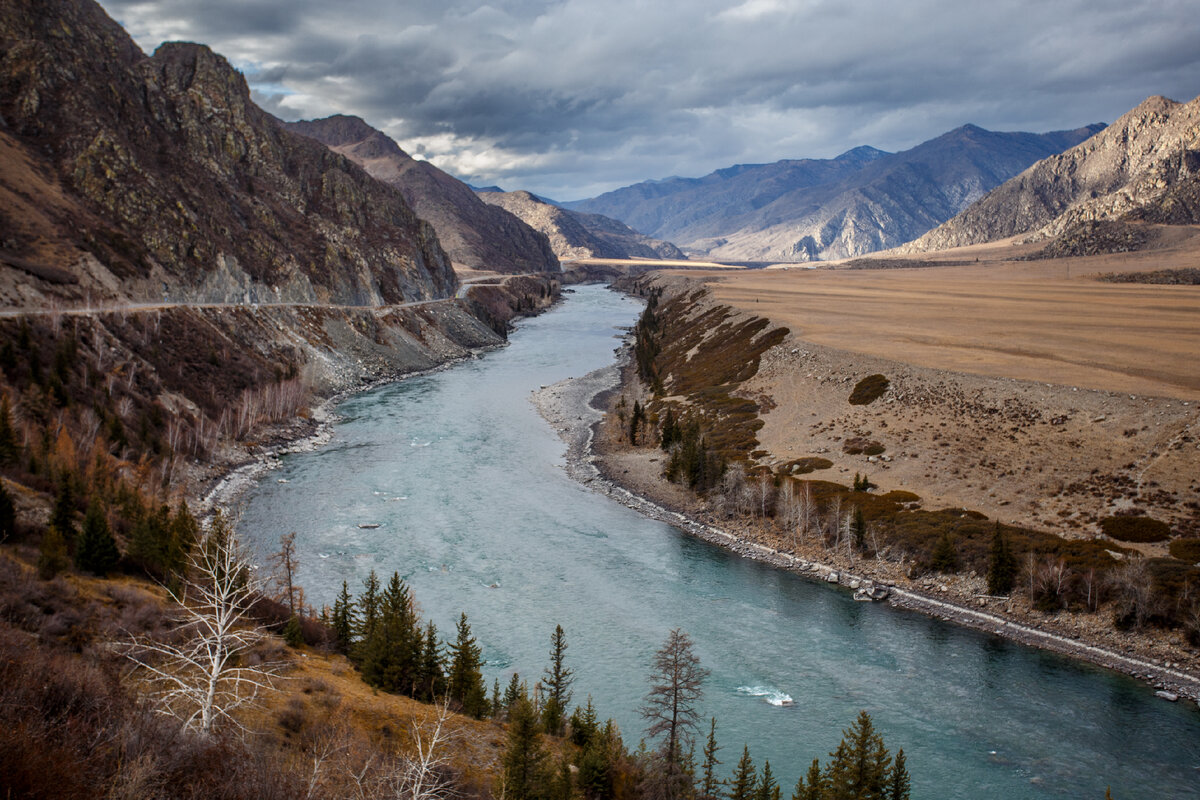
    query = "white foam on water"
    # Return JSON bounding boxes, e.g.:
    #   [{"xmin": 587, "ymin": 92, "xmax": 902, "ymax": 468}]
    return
[{"xmin": 736, "ymin": 685, "xmax": 794, "ymax": 707}]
